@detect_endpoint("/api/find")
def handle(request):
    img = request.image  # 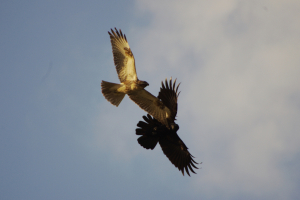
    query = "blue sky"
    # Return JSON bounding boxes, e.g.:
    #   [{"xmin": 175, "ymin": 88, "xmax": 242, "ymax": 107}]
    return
[{"xmin": 1, "ymin": 1, "xmax": 300, "ymax": 199}]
